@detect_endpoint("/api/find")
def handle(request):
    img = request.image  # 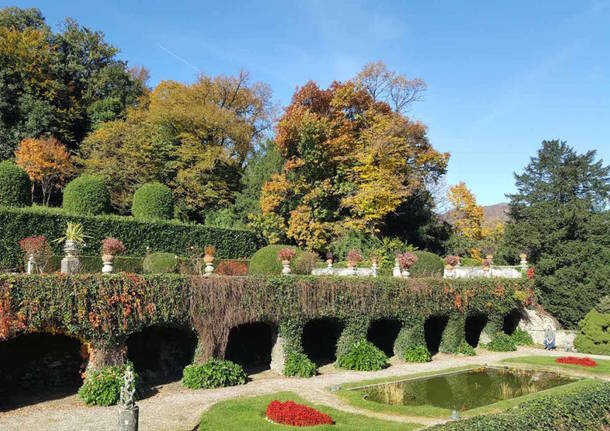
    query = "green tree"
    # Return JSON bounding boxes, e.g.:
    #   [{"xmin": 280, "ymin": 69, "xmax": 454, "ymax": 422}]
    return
[
  {"xmin": 501, "ymin": 140, "xmax": 610, "ymax": 328},
  {"xmin": 0, "ymin": 7, "xmax": 145, "ymax": 158},
  {"xmin": 79, "ymin": 71, "xmax": 272, "ymax": 222}
]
